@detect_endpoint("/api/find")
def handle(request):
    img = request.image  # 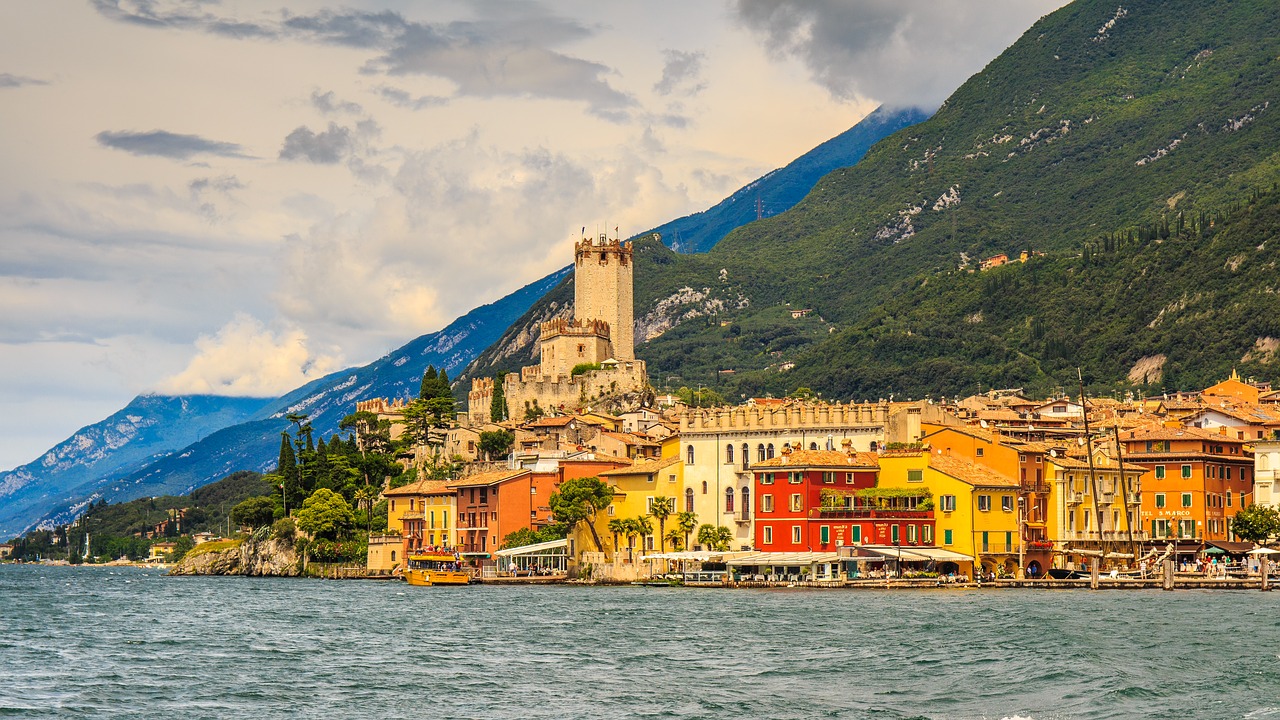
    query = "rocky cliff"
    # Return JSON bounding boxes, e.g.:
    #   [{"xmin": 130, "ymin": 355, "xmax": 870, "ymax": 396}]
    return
[{"xmin": 167, "ymin": 537, "xmax": 302, "ymax": 577}]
